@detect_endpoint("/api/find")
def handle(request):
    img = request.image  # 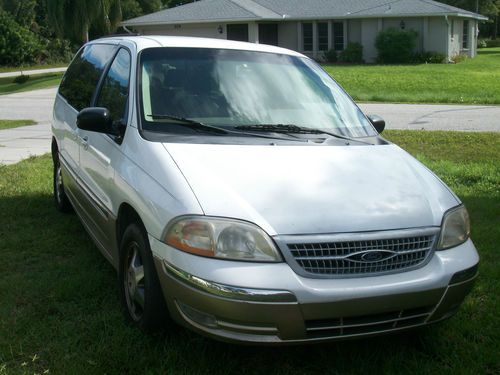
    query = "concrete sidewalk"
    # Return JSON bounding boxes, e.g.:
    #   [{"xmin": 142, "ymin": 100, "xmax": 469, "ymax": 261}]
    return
[{"xmin": 0, "ymin": 67, "xmax": 67, "ymax": 78}]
